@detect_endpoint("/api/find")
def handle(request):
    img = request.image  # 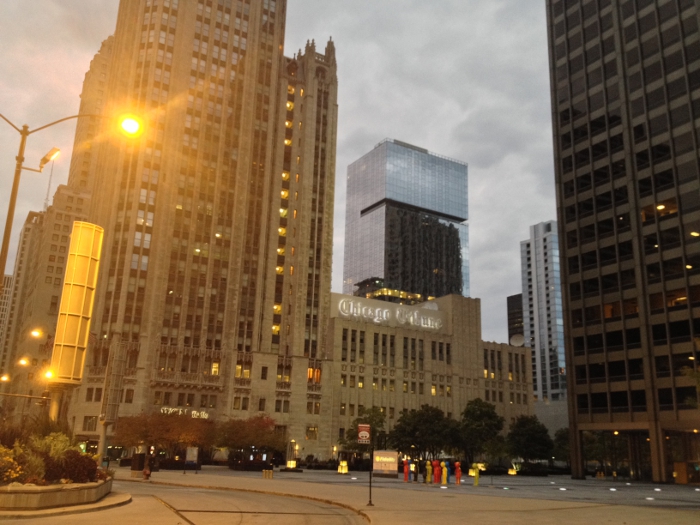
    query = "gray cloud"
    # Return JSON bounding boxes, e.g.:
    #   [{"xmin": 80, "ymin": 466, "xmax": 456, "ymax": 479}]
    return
[{"xmin": 0, "ymin": 0, "xmax": 556, "ymax": 343}]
